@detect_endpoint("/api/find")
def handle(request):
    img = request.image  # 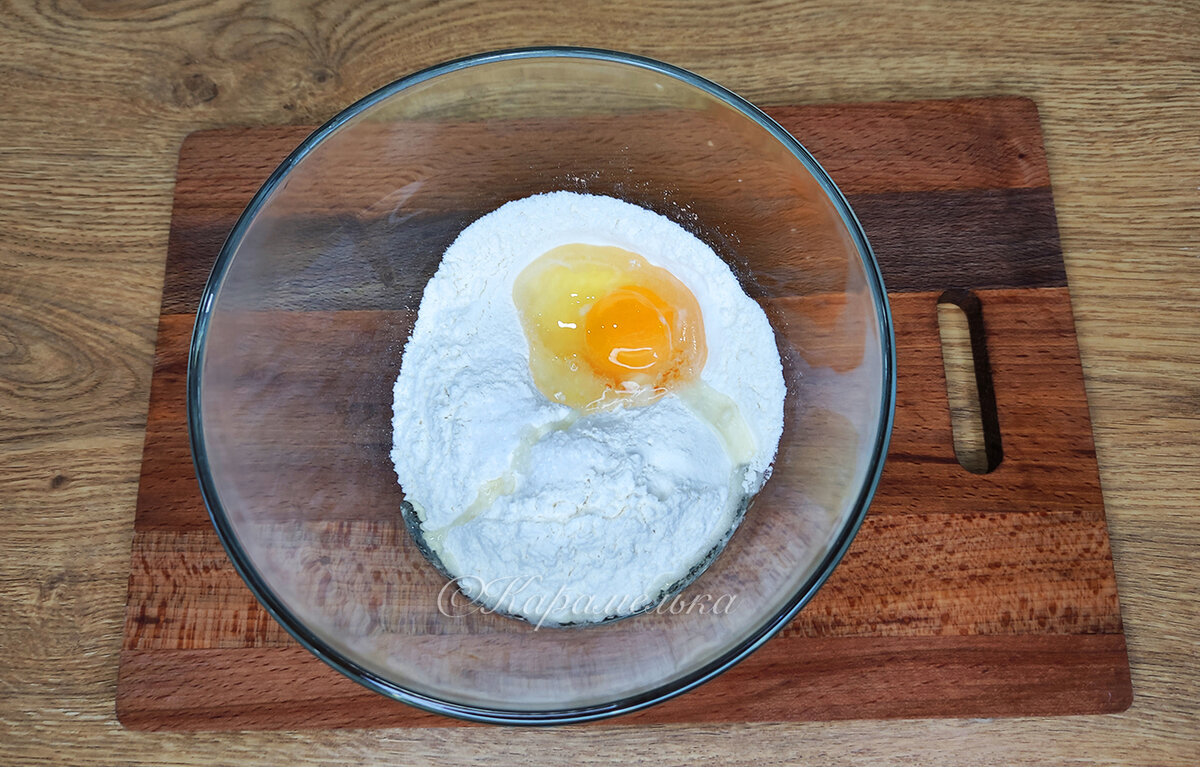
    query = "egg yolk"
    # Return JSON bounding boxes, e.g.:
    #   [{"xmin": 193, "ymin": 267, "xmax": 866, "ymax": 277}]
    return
[{"xmin": 513, "ymin": 244, "xmax": 706, "ymax": 410}]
